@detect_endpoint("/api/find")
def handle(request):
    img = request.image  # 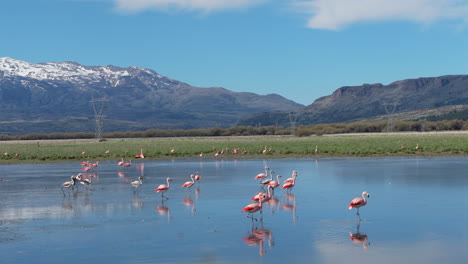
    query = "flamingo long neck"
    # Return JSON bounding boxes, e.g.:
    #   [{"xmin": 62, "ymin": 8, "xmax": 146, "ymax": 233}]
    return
[
  {"xmin": 276, "ymin": 174, "xmax": 281, "ymax": 184},
  {"xmin": 166, "ymin": 178, "xmax": 171, "ymax": 188},
  {"xmin": 361, "ymin": 193, "xmax": 367, "ymax": 203},
  {"xmin": 268, "ymin": 170, "xmax": 274, "ymax": 181},
  {"xmin": 139, "ymin": 178, "xmax": 143, "ymax": 184},
  {"xmin": 70, "ymin": 175, "xmax": 76, "ymax": 185},
  {"xmin": 267, "ymin": 186, "xmax": 272, "ymax": 198},
  {"xmin": 190, "ymin": 174, "xmax": 195, "ymax": 183}
]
